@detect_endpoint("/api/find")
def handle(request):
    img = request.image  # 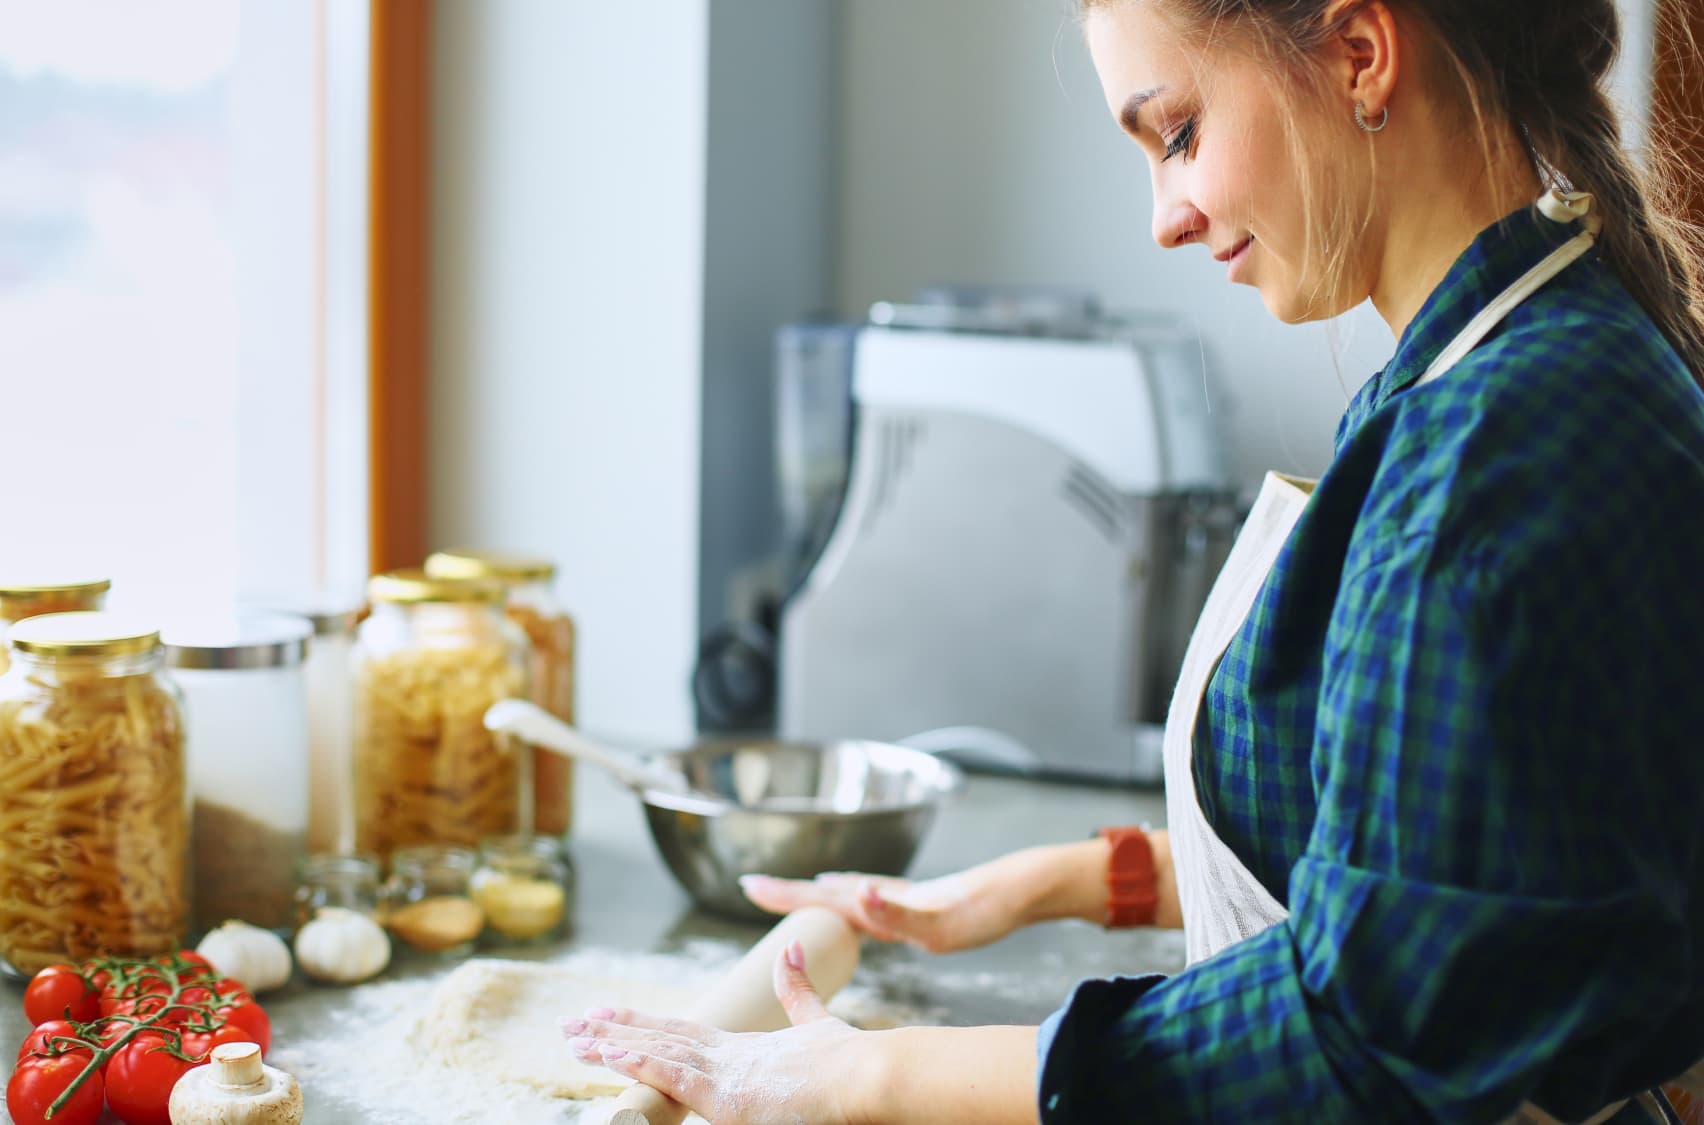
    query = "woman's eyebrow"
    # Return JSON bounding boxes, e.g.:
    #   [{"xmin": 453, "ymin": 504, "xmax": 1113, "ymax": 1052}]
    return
[{"xmin": 1120, "ymin": 86, "xmax": 1167, "ymax": 134}]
